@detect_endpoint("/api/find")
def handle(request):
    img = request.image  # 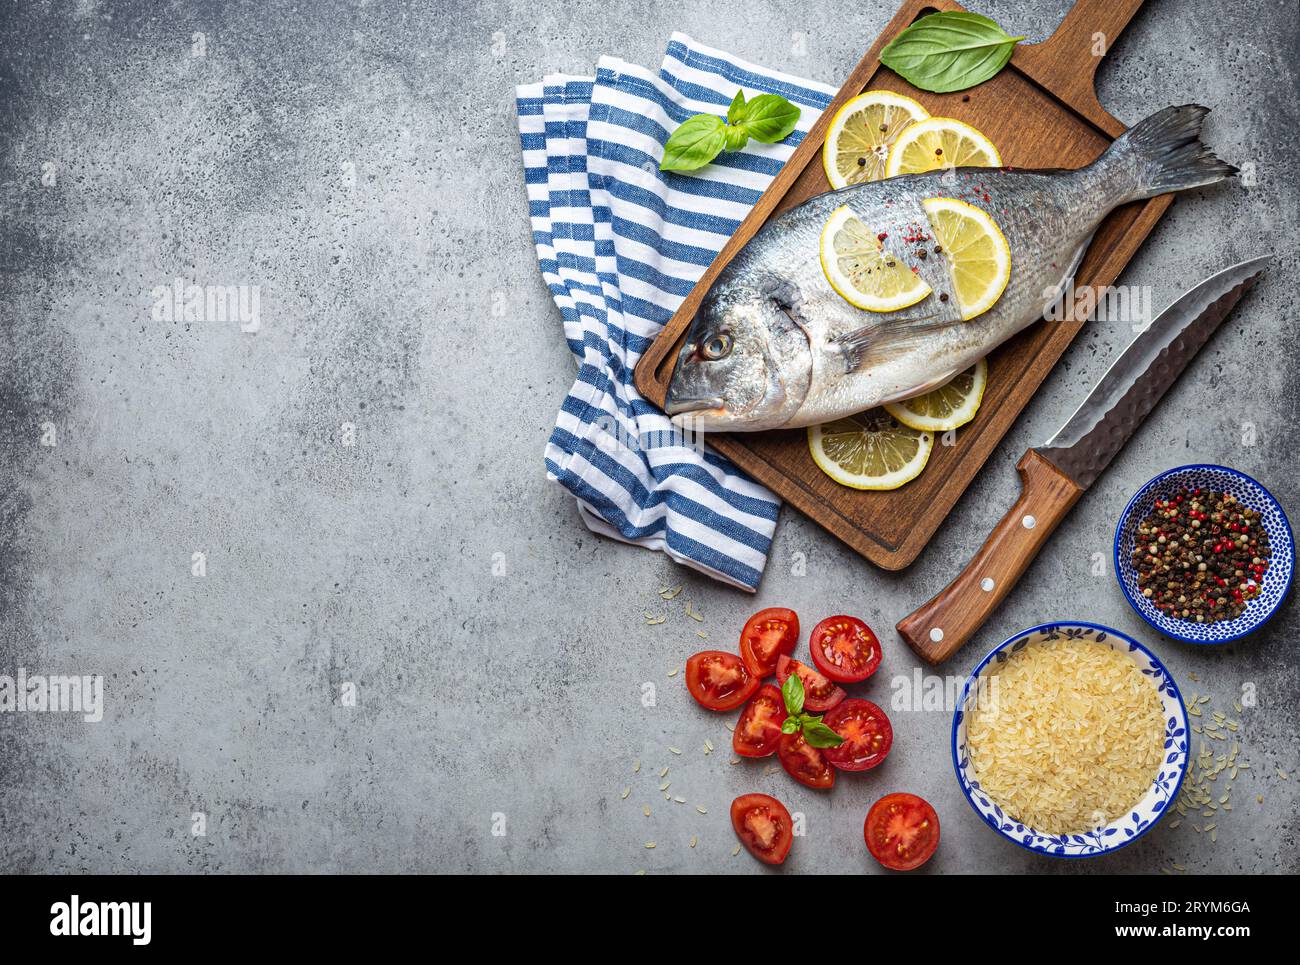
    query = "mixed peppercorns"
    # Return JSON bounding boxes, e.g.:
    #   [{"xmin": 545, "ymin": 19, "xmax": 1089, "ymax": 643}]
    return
[{"xmin": 1131, "ymin": 487, "xmax": 1271, "ymax": 624}]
